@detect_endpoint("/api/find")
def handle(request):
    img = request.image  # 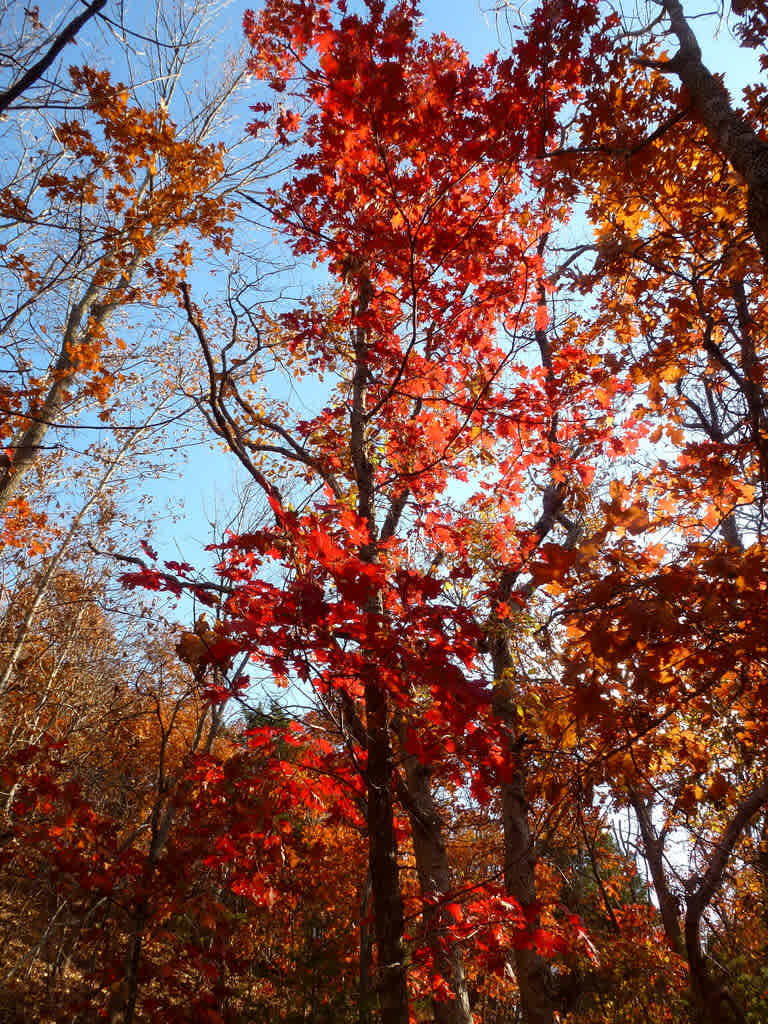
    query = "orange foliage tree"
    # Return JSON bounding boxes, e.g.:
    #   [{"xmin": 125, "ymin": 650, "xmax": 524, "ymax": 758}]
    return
[{"xmin": 506, "ymin": 0, "xmax": 768, "ymax": 1020}]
